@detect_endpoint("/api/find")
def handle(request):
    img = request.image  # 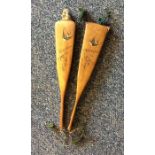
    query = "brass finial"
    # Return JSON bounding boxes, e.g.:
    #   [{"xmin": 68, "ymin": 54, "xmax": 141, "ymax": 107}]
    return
[{"xmin": 61, "ymin": 9, "xmax": 71, "ymax": 20}]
